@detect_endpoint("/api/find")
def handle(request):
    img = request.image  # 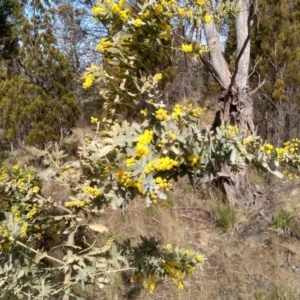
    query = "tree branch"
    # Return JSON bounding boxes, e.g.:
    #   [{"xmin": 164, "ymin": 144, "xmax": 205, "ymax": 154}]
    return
[
  {"xmin": 228, "ymin": 0, "xmax": 257, "ymax": 91},
  {"xmin": 16, "ymin": 240, "xmax": 65, "ymax": 265},
  {"xmin": 250, "ymin": 78, "xmax": 266, "ymax": 95}
]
